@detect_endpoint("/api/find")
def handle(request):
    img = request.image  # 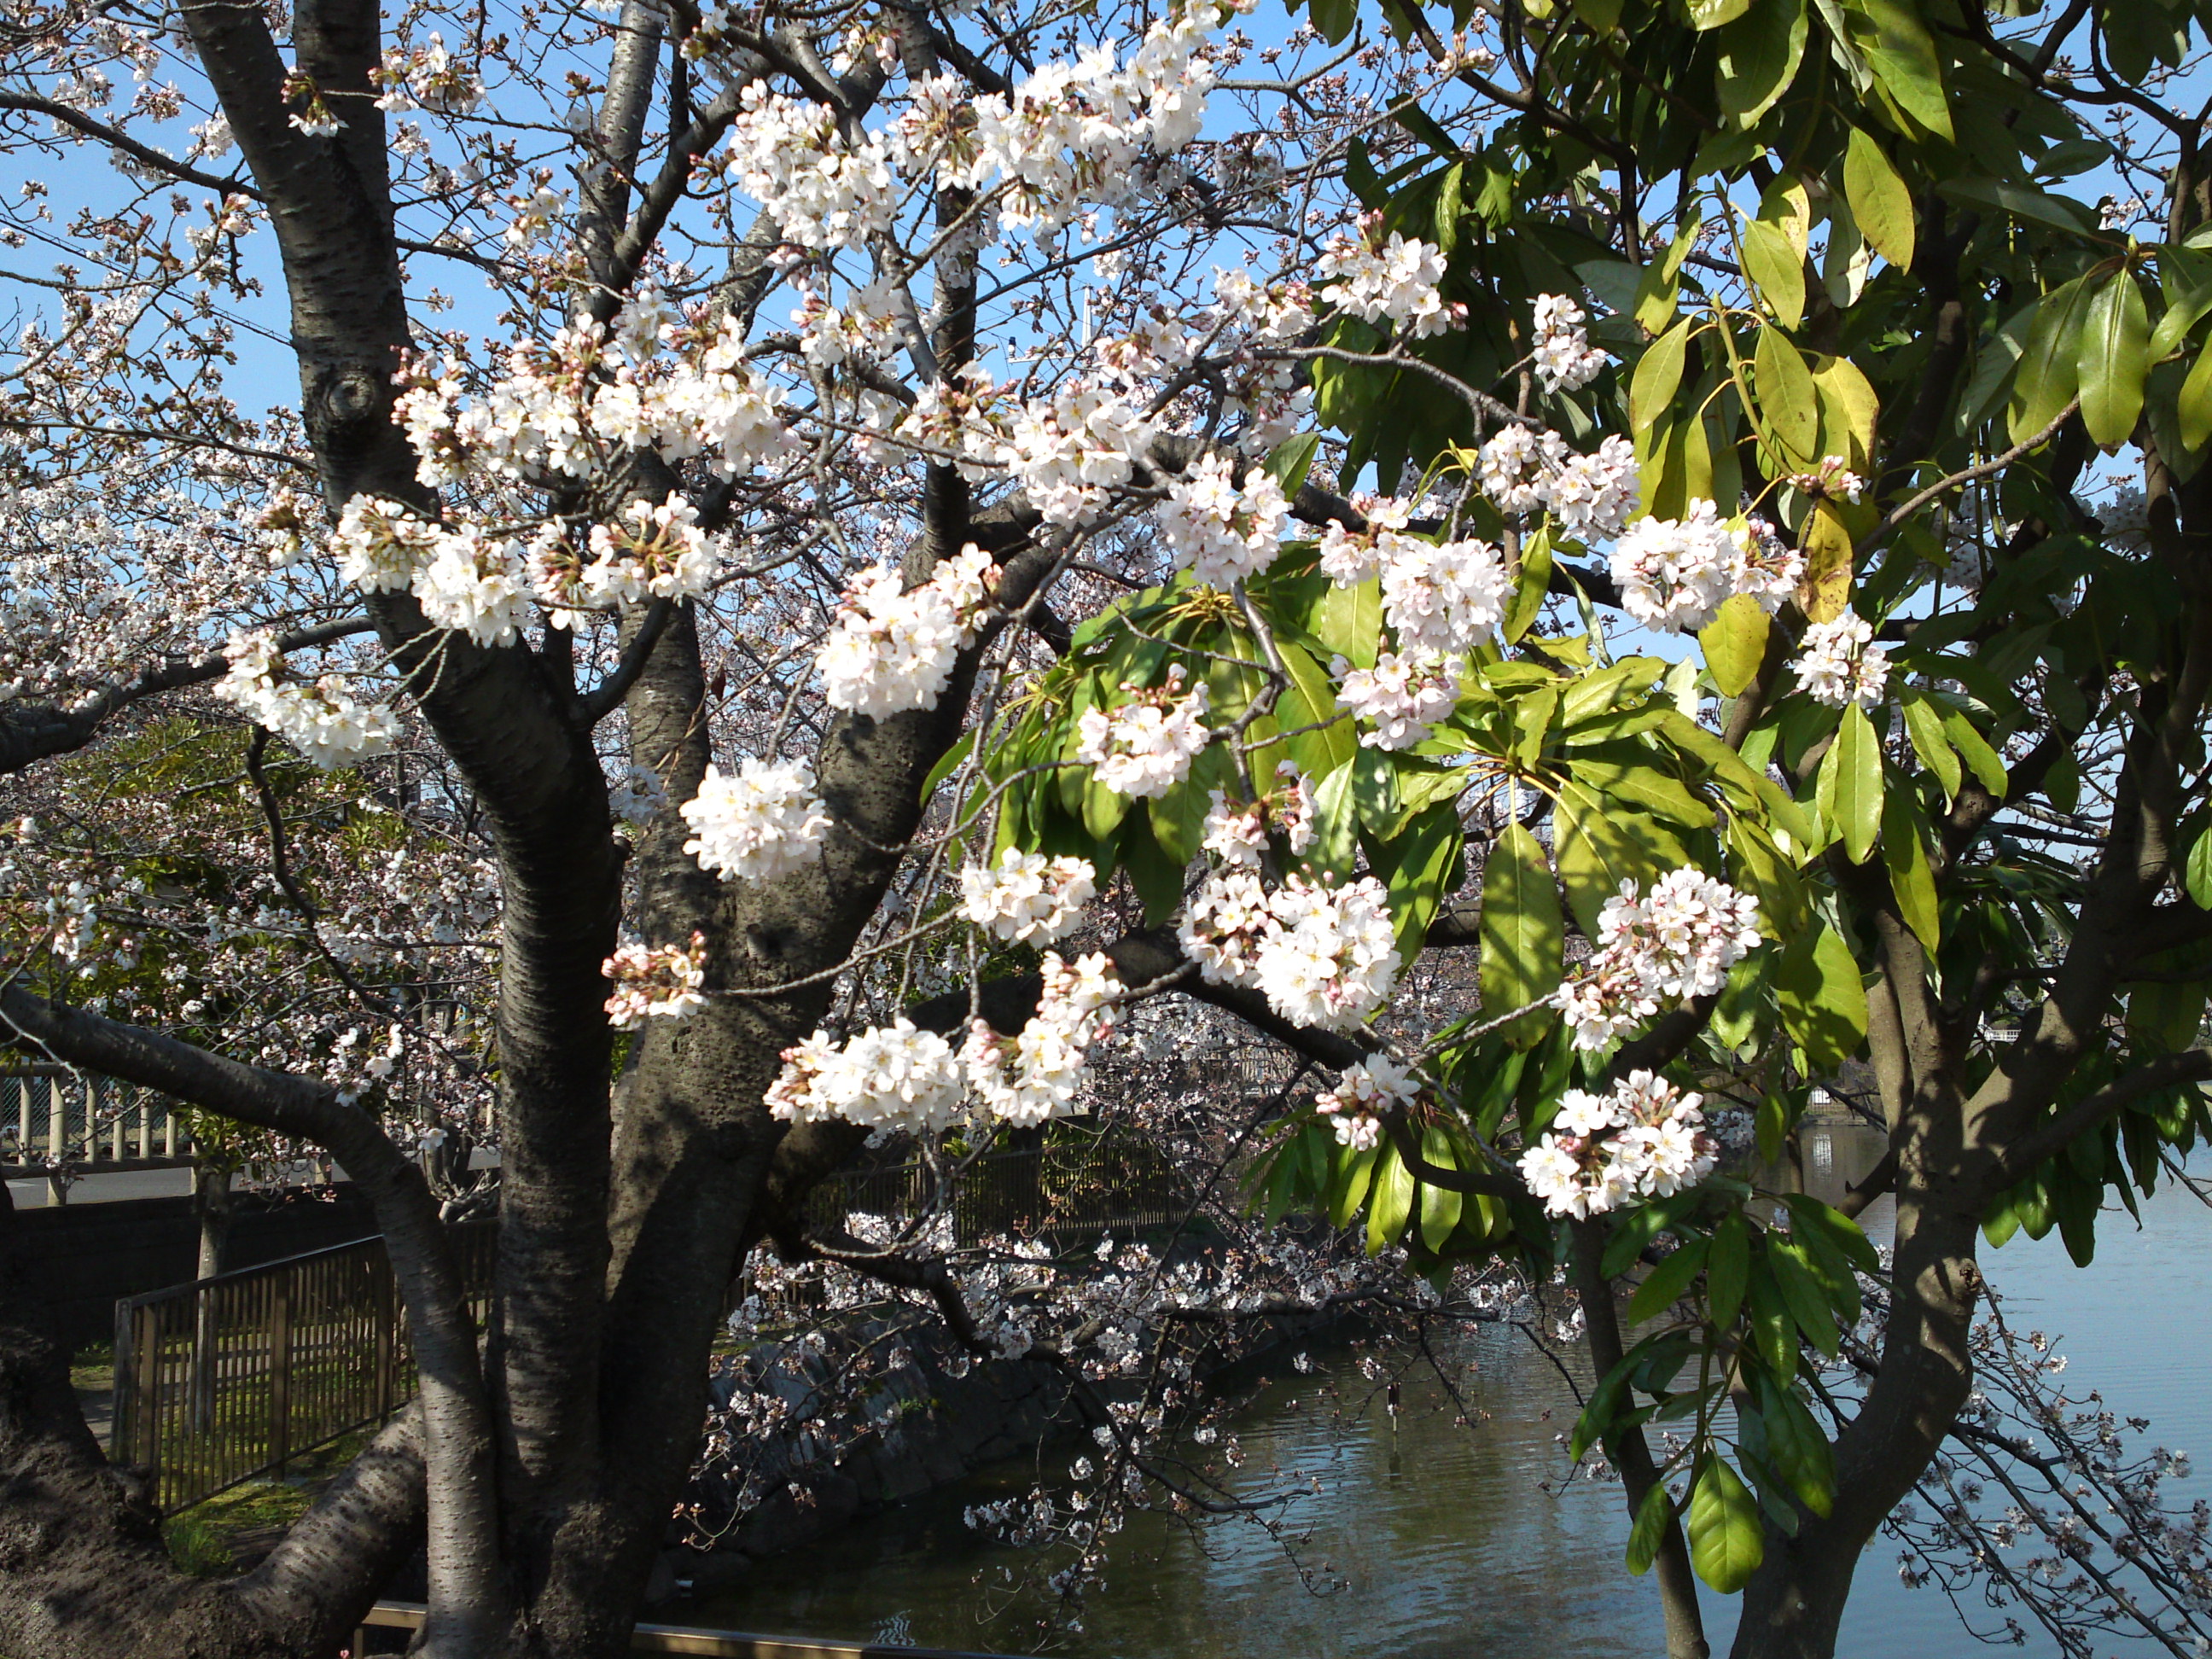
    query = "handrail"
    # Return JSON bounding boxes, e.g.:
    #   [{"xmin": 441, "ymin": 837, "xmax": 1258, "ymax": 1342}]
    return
[
  {"xmin": 116, "ymin": 1230, "xmax": 381, "ymax": 1310},
  {"xmin": 353, "ymin": 1602, "xmax": 1022, "ymax": 1658}
]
